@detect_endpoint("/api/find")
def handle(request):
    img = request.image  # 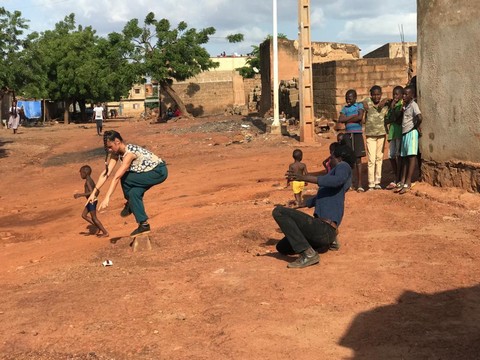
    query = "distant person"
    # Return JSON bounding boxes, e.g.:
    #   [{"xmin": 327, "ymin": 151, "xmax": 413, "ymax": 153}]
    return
[
  {"xmin": 384, "ymin": 86, "xmax": 404, "ymax": 190},
  {"xmin": 273, "ymin": 142, "xmax": 355, "ymax": 268},
  {"xmin": 92, "ymin": 103, "xmax": 105, "ymax": 136},
  {"xmin": 8, "ymin": 99, "xmax": 21, "ymax": 134},
  {"xmin": 395, "ymin": 86, "xmax": 422, "ymax": 194},
  {"xmin": 287, "ymin": 149, "xmax": 308, "ymax": 207},
  {"xmin": 86, "ymin": 130, "xmax": 168, "ymax": 237},
  {"xmin": 338, "ymin": 89, "xmax": 365, "ymax": 192},
  {"xmin": 74, "ymin": 165, "xmax": 109, "ymax": 237},
  {"xmin": 173, "ymin": 106, "xmax": 181, "ymax": 117},
  {"xmin": 363, "ymin": 85, "xmax": 389, "ymax": 191},
  {"xmin": 165, "ymin": 107, "xmax": 174, "ymax": 120}
]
